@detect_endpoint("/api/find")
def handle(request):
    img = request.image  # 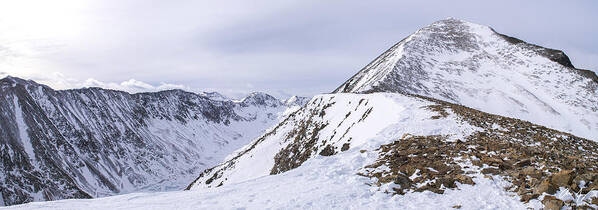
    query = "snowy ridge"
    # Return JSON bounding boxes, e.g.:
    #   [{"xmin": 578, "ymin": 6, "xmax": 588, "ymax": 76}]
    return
[
  {"xmin": 0, "ymin": 76, "xmax": 298, "ymax": 206},
  {"xmin": 334, "ymin": 18, "xmax": 598, "ymax": 141},
  {"xmin": 188, "ymin": 93, "xmax": 482, "ymax": 189}
]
